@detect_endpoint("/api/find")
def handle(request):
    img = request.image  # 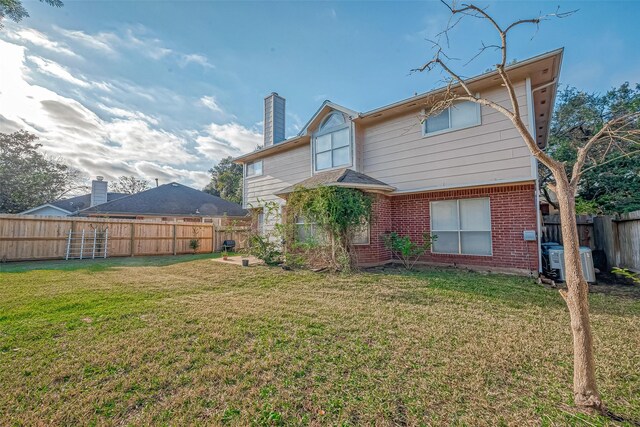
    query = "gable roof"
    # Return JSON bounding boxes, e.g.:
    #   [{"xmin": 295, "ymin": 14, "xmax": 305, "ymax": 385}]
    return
[
  {"xmin": 77, "ymin": 183, "xmax": 247, "ymax": 217},
  {"xmin": 20, "ymin": 203, "xmax": 73, "ymax": 215},
  {"xmin": 233, "ymin": 101, "xmax": 356, "ymax": 164},
  {"xmin": 297, "ymin": 100, "xmax": 358, "ymax": 137},
  {"xmin": 19, "ymin": 192, "xmax": 128, "ymax": 215},
  {"xmin": 276, "ymin": 168, "xmax": 395, "ymax": 196}
]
